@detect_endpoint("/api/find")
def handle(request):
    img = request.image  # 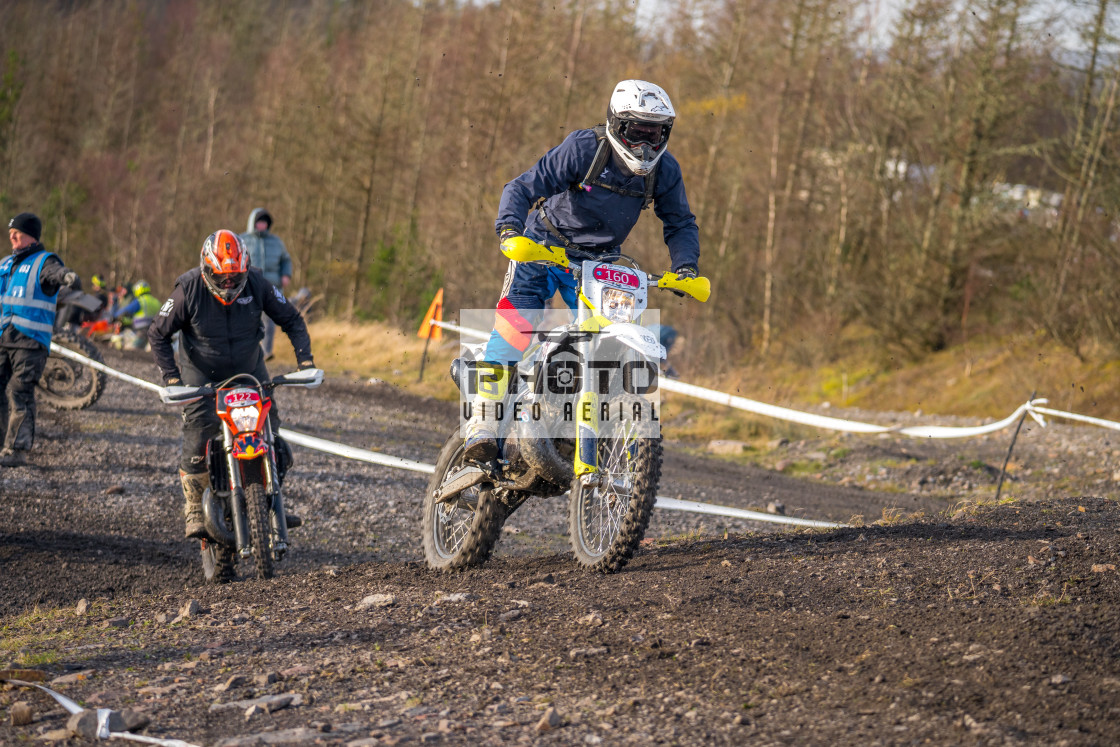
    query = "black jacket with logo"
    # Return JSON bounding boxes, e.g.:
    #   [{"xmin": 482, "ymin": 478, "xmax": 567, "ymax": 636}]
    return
[{"xmin": 148, "ymin": 267, "xmax": 312, "ymax": 384}]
